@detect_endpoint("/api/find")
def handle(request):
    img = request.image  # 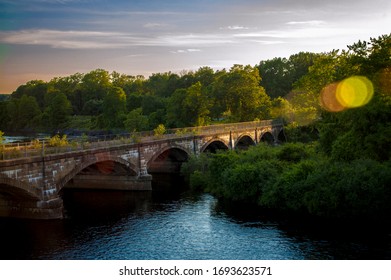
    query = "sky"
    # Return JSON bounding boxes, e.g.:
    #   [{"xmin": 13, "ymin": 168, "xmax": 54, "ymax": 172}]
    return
[{"xmin": 0, "ymin": 0, "xmax": 390, "ymax": 94}]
